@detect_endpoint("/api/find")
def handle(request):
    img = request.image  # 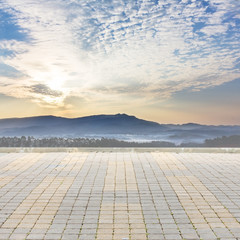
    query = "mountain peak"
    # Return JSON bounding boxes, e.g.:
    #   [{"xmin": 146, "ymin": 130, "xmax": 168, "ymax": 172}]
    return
[
  {"xmin": 115, "ymin": 113, "xmax": 136, "ymax": 118},
  {"xmin": 182, "ymin": 123, "xmax": 201, "ymax": 126}
]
